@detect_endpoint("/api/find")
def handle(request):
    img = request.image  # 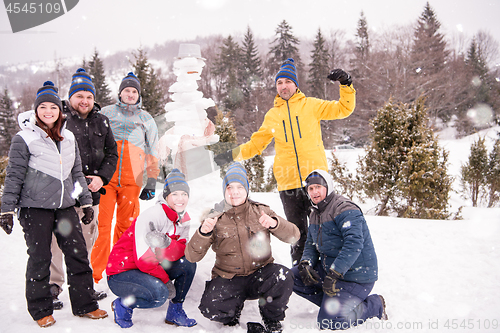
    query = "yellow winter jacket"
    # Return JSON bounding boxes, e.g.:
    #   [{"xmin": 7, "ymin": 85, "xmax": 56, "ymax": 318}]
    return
[{"xmin": 234, "ymin": 85, "xmax": 356, "ymax": 191}]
